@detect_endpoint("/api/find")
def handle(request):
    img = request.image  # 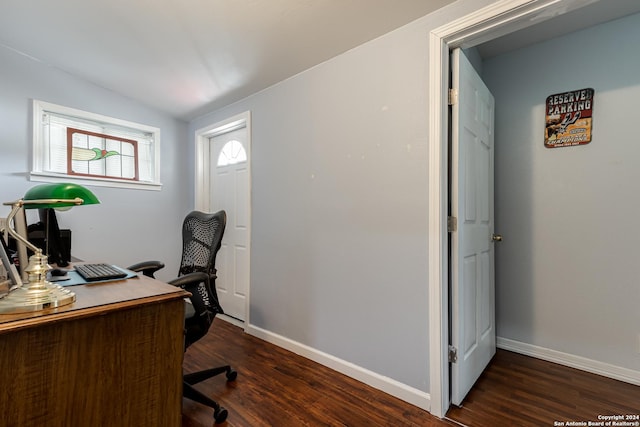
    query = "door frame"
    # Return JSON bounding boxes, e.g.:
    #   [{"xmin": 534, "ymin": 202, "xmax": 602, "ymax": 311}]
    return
[
  {"xmin": 194, "ymin": 110, "xmax": 252, "ymax": 328},
  {"xmin": 427, "ymin": 0, "xmax": 597, "ymax": 418}
]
